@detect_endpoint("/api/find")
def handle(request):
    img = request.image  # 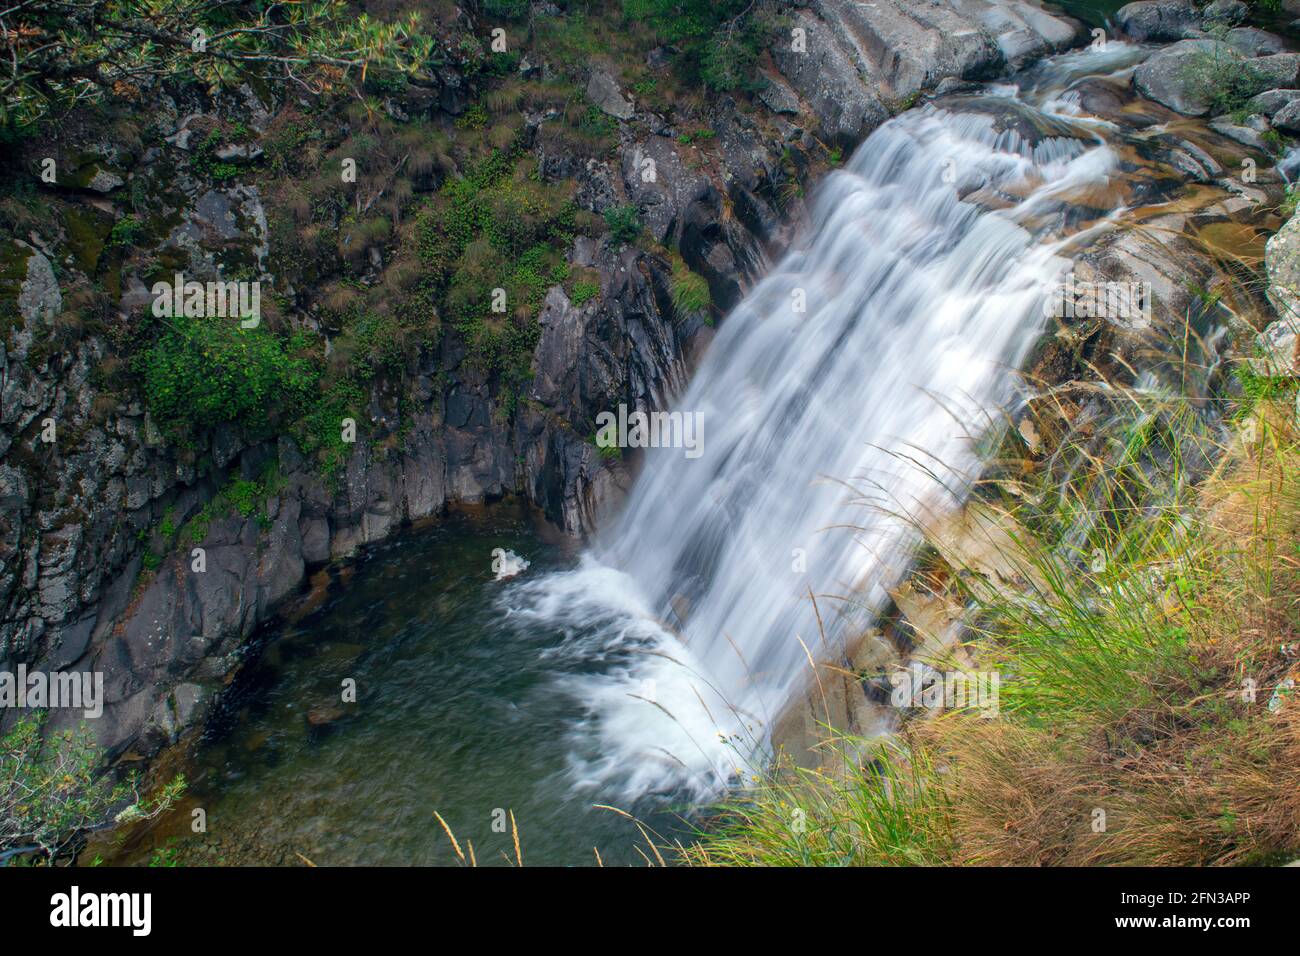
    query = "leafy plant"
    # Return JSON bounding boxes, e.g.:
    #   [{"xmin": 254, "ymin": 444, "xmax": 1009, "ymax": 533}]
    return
[
  {"xmin": 603, "ymin": 204, "xmax": 642, "ymax": 246},
  {"xmin": 138, "ymin": 316, "xmax": 319, "ymax": 442},
  {"xmin": 2, "ymin": 713, "xmax": 185, "ymax": 861}
]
